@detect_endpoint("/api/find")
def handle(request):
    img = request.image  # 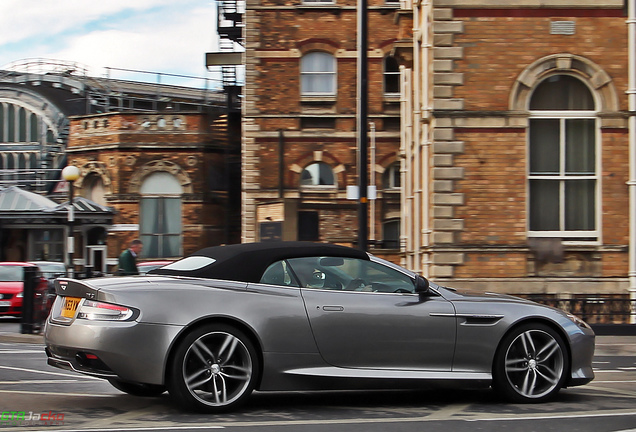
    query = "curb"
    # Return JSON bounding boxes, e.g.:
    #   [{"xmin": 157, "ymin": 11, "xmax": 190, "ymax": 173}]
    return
[{"xmin": 0, "ymin": 333, "xmax": 44, "ymax": 344}]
